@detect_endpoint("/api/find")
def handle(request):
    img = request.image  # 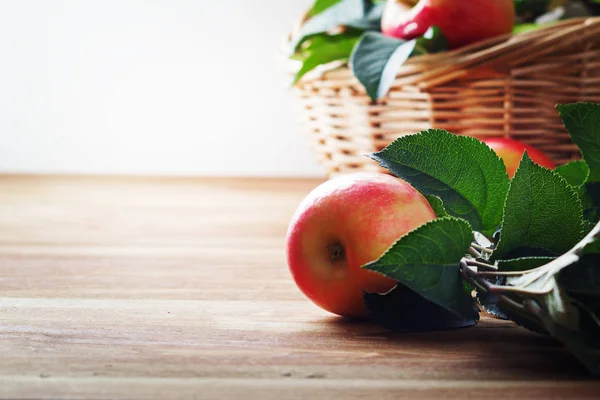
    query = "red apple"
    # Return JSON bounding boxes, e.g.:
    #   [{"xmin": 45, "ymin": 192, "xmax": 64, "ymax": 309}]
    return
[
  {"xmin": 482, "ymin": 137, "xmax": 556, "ymax": 178},
  {"xmin": 381, "ymin": 0, "xmax": 515, "ymax": 49},
  {"xmin": 286, "ymin": 172, "xmax": 436, "ymax": 318}
]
